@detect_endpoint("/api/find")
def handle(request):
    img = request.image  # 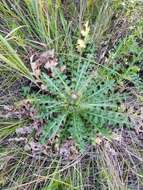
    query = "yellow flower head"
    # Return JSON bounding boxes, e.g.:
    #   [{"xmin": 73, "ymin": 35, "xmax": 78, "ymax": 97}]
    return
[
  {"xmin": 81, "ymin": 21, "xmax": 90, "ymax": 39},
  {"xmin": 77, "ymin": 39, "xmax": 86, "ymax": 52},
  {"xmin": 76, "ymin": 21, "xmax": 90, "ymax": 53}
]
